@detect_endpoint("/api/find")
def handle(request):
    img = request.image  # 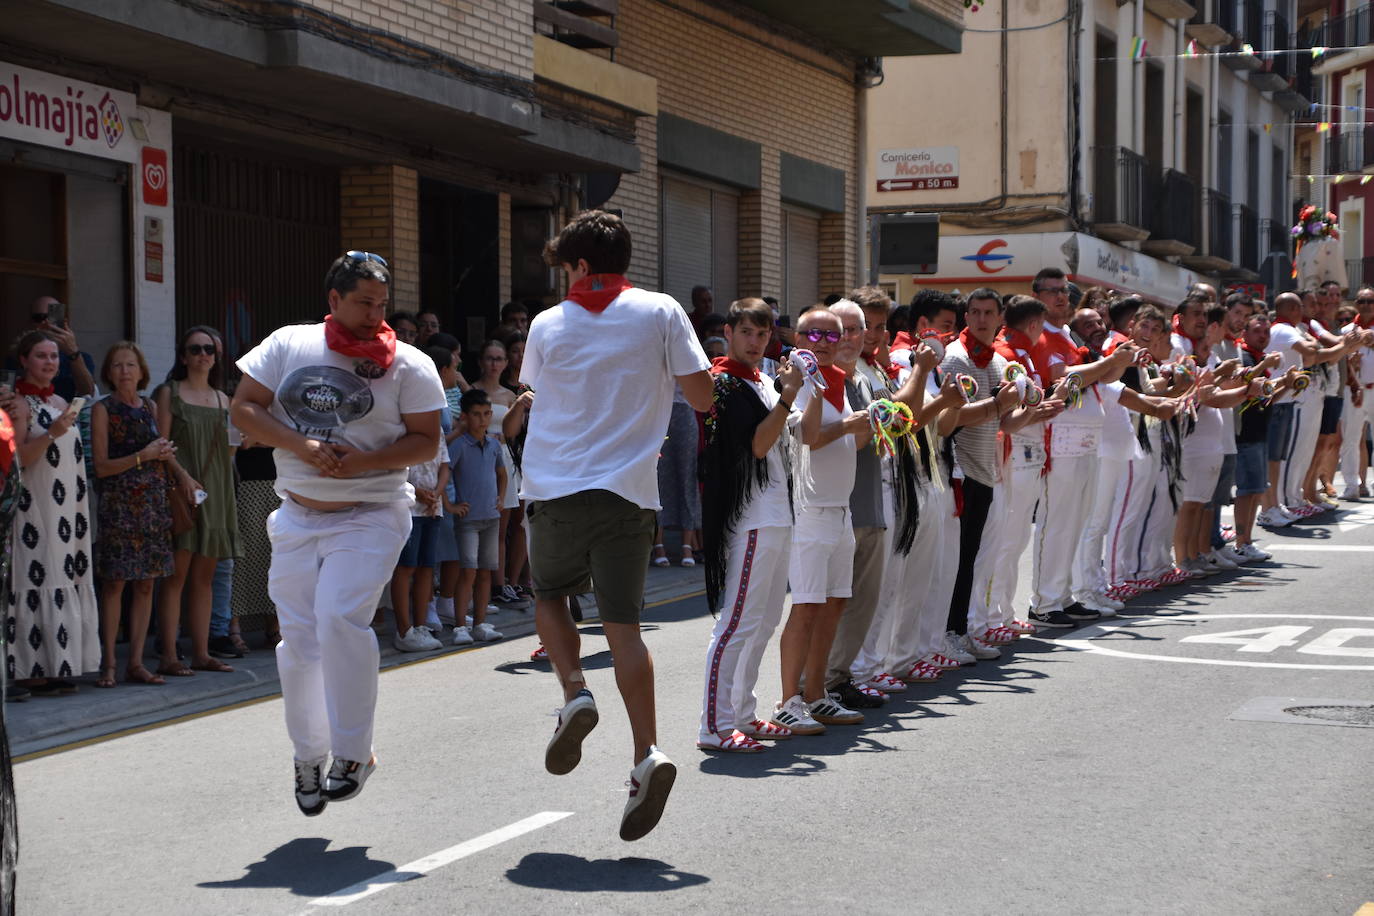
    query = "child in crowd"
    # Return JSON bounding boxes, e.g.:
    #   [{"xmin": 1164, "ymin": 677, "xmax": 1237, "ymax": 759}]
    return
[
  {"xmin": 448, "ymin": 388, "xmax": 506, "ymax": 644},
  {"xmin": 433, "ymin": 339, "xmax": 467, "ymax": 628},
  {"xmin": 390, "ymin": 348, "xmax": 453, "ymax": 652}
]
